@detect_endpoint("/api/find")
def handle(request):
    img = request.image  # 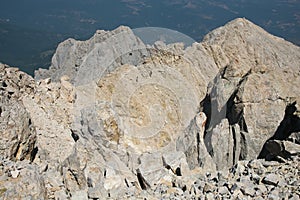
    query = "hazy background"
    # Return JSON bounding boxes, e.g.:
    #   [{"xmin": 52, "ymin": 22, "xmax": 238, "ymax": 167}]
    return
[{"xmin": 0, "ymin": 0, "xmax": 299, "ymax": 75}]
